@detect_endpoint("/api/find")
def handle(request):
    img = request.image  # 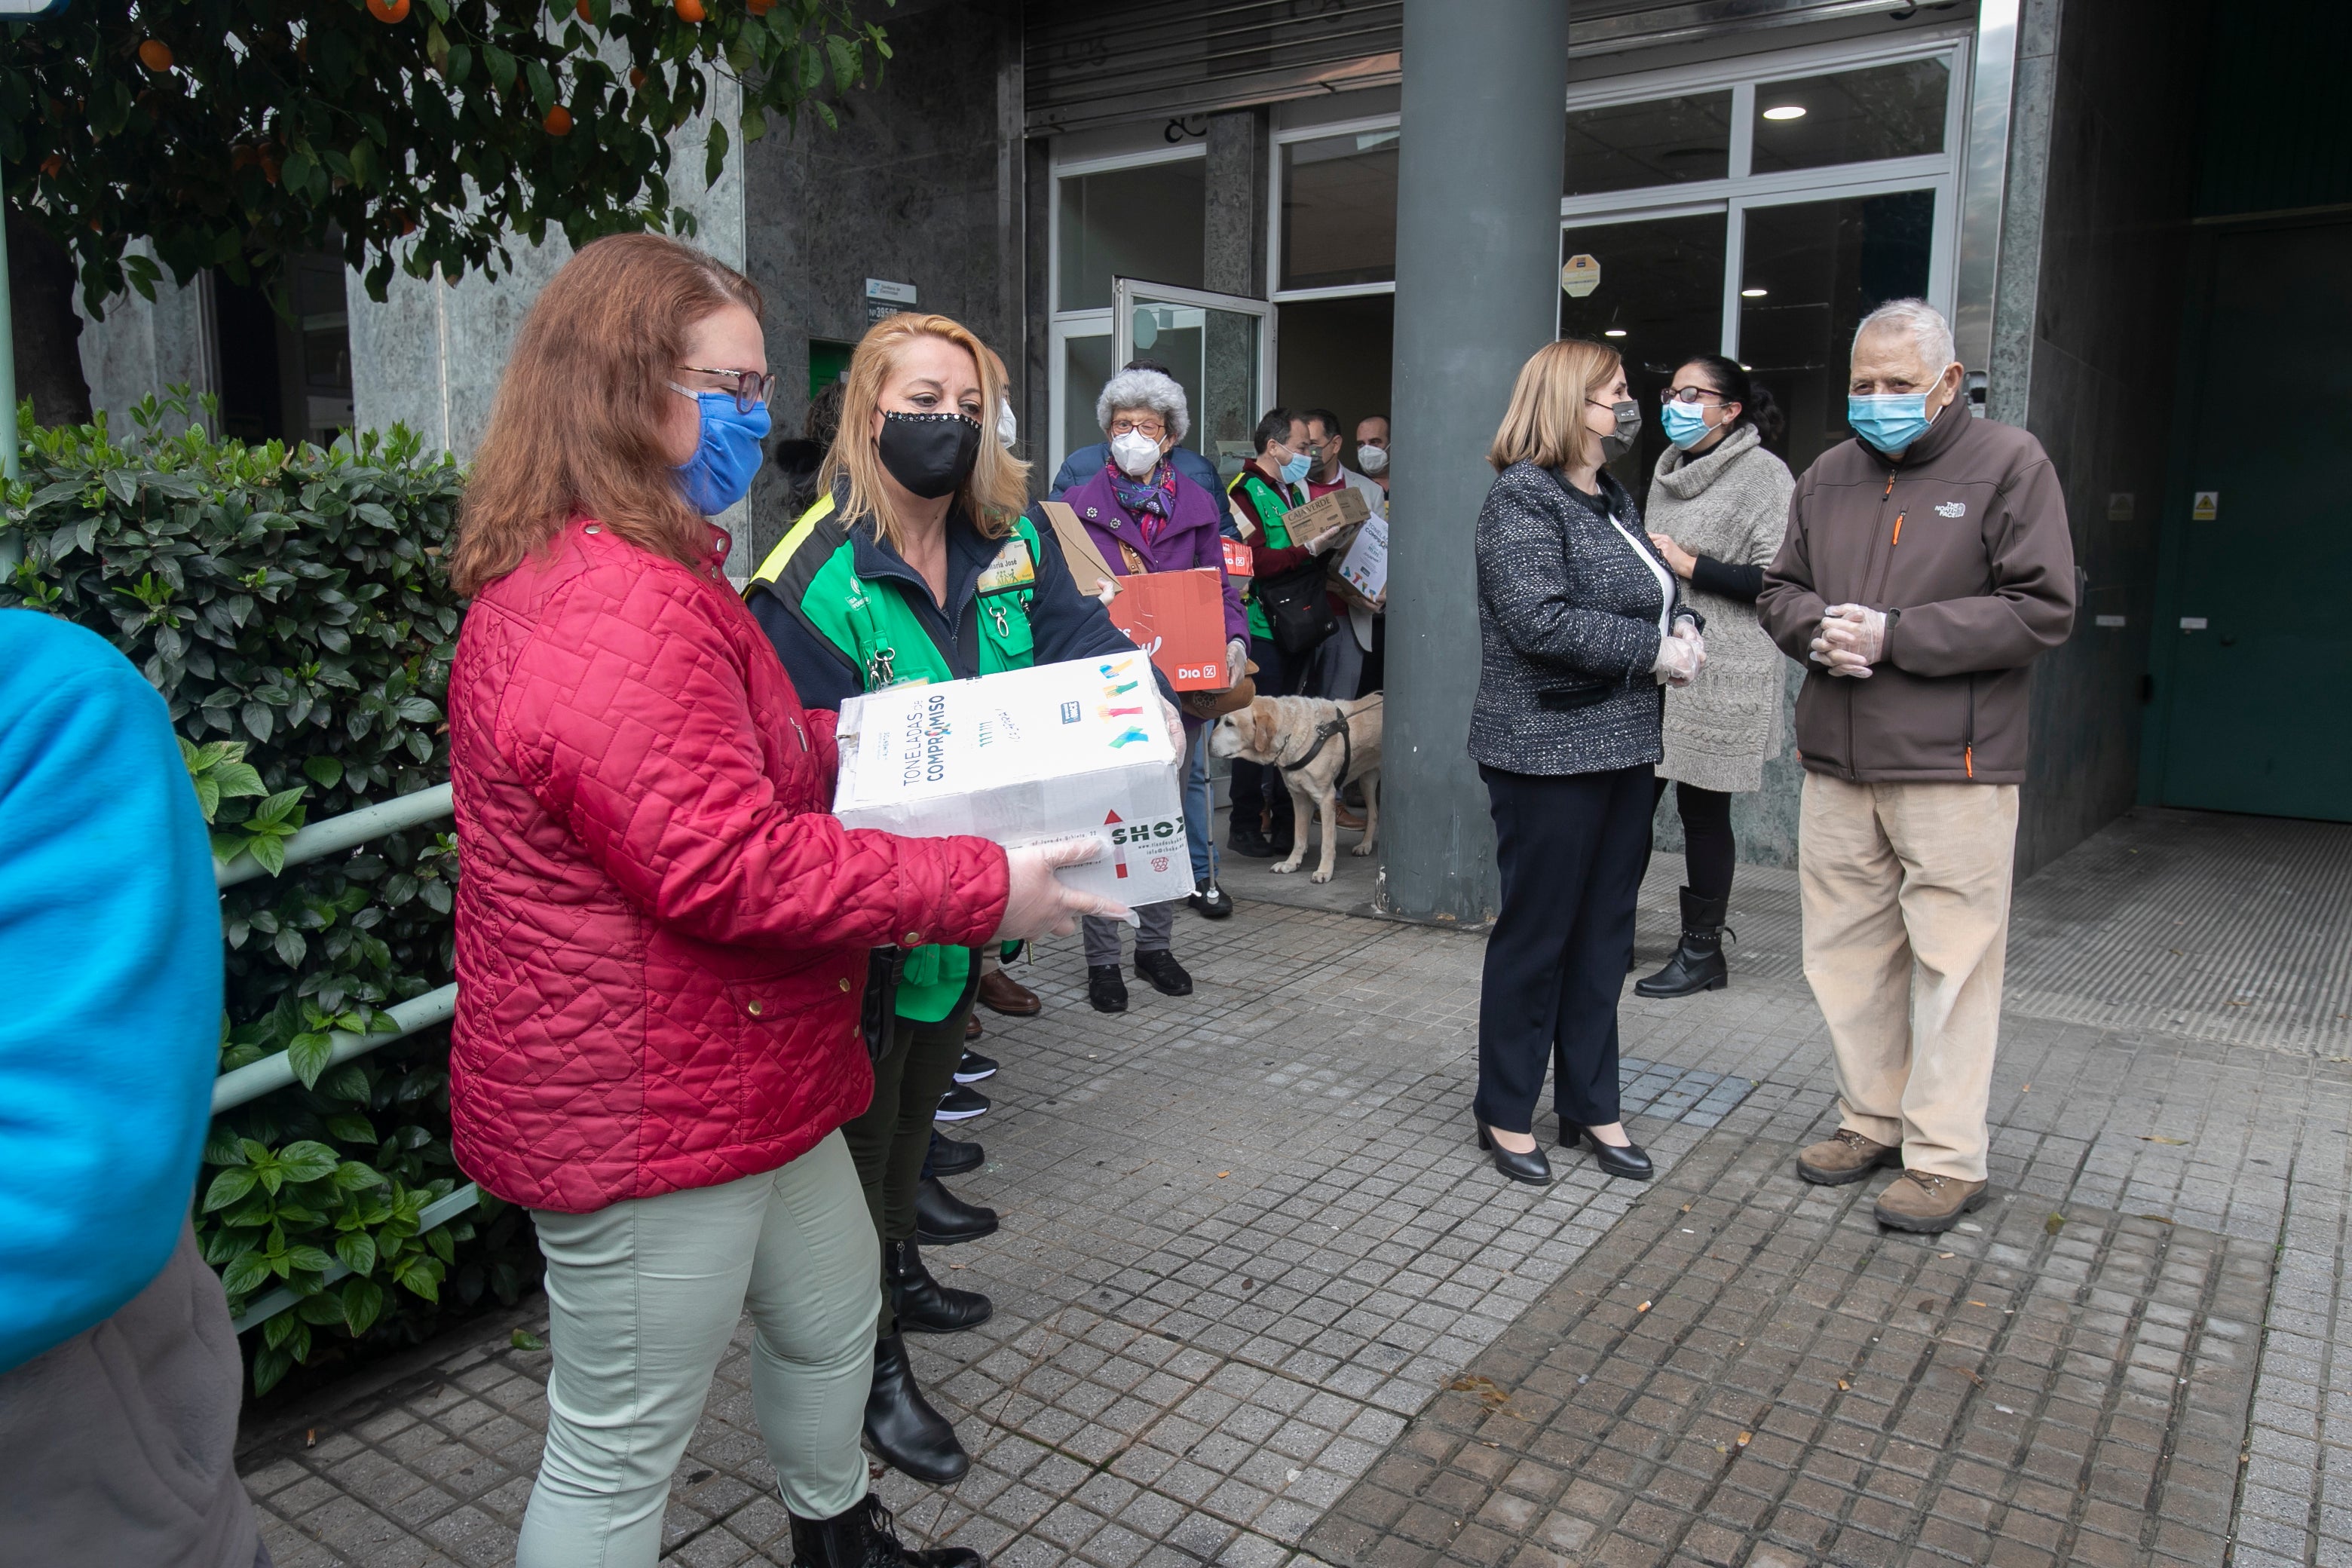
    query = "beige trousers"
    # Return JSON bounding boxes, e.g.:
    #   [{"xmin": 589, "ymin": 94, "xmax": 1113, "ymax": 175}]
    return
[{"xmin": 1799, "ymin": 773, "xmax": 2019, "ymax": 1182}]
